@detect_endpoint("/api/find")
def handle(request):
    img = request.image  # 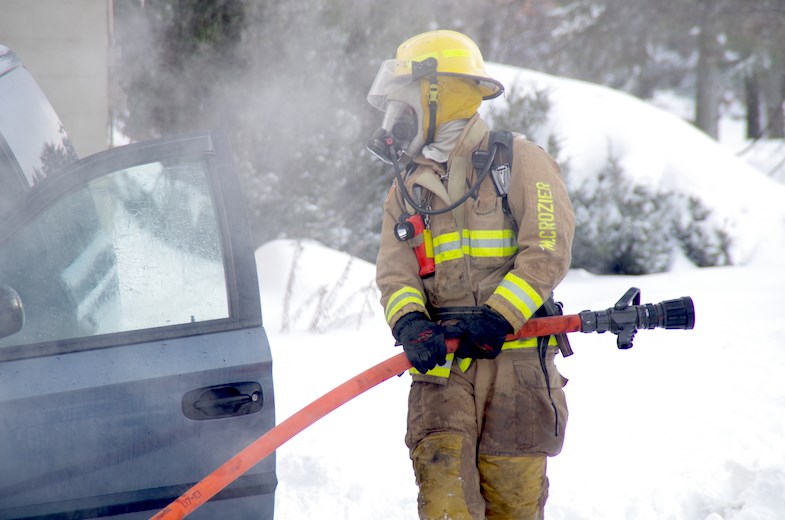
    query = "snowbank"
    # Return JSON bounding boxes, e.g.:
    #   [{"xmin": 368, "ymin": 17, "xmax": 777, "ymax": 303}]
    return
[{"xmin": 484, "ymin": 64, "xmax": 785, "ymax": 267}]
